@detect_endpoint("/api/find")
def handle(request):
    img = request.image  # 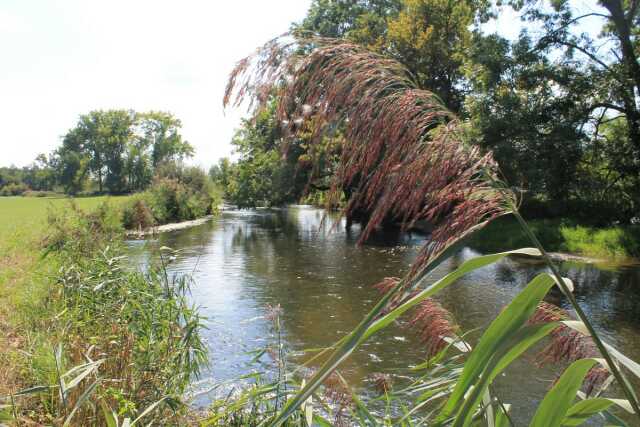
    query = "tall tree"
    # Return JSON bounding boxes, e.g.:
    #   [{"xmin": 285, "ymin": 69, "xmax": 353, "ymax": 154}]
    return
[
  {"xmin": 503, "ymin": 0, "xmax": 640, "ymax": 217},
  {"xmin": 137, "ymin": 111, "xmax": 194, "ymax": 167},
  {"xmin": 53, "ymin": 128, "xmax": 89, "ymax": 194},
  {"xmin": 70, "ymin": 110, "xmax": 134, "ymax": 193},
  {"xmin": 384, "ymin": 0, "xmax": 475, "ymax": 110}
]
